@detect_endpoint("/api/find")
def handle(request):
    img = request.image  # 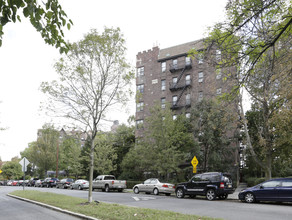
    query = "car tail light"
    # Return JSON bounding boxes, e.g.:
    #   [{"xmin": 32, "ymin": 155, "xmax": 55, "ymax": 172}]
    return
[
  {"xmin": 173, "ymin": 186, "xmax": 176, "ymax": 189},
  {"xmin": 162, "ymin": 184, "xmax": 169, "ymax": 188},
  {"xmin": 220, "ymin": 182, "xmax": 225, "ymax": 188},
  {"xmin": 112, "ymin": 181, "xmax": 115, "ymax": 185}
]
